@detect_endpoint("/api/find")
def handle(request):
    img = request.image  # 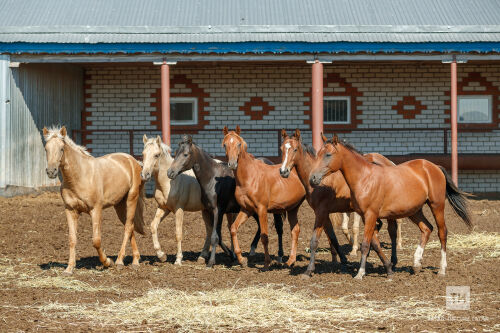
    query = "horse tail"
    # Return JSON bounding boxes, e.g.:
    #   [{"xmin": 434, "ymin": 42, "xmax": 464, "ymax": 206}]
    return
[
  {"xmin": 133, "ymin": 181, "xmax": 146, "ymax": 235},
  {"xmin": 439, "ymin": 166, "xmax": 473, "ymax": 229}
]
